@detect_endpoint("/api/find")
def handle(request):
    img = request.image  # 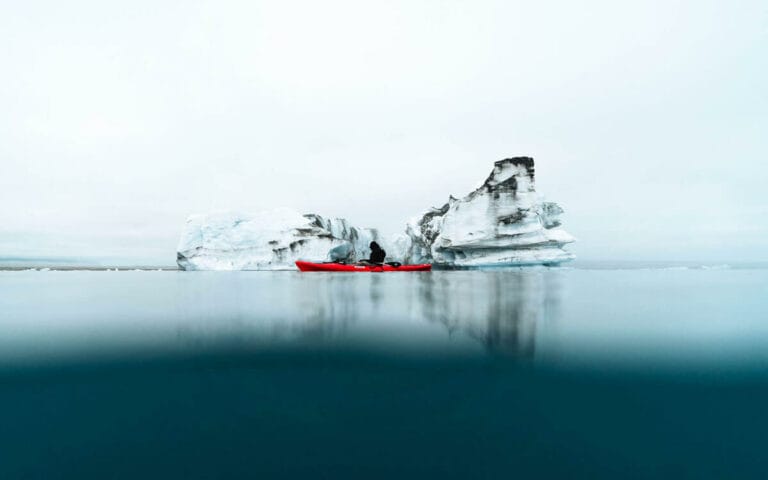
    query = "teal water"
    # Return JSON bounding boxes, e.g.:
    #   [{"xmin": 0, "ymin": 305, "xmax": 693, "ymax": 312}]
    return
[
  {"xmin": 2, "ymin": 268, "xmax": 766, "ymax": 368},
  {"xmin": 1, "ymin": 268, "xmax": 767, "ymax": 478}
]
